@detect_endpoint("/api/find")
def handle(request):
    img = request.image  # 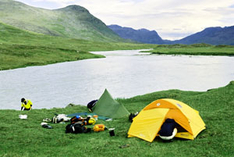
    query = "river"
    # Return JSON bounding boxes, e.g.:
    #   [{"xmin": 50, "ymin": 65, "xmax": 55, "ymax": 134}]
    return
[{"xmin": 0, "ymin": 49, "xmax": 233, "ymax": 110}]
